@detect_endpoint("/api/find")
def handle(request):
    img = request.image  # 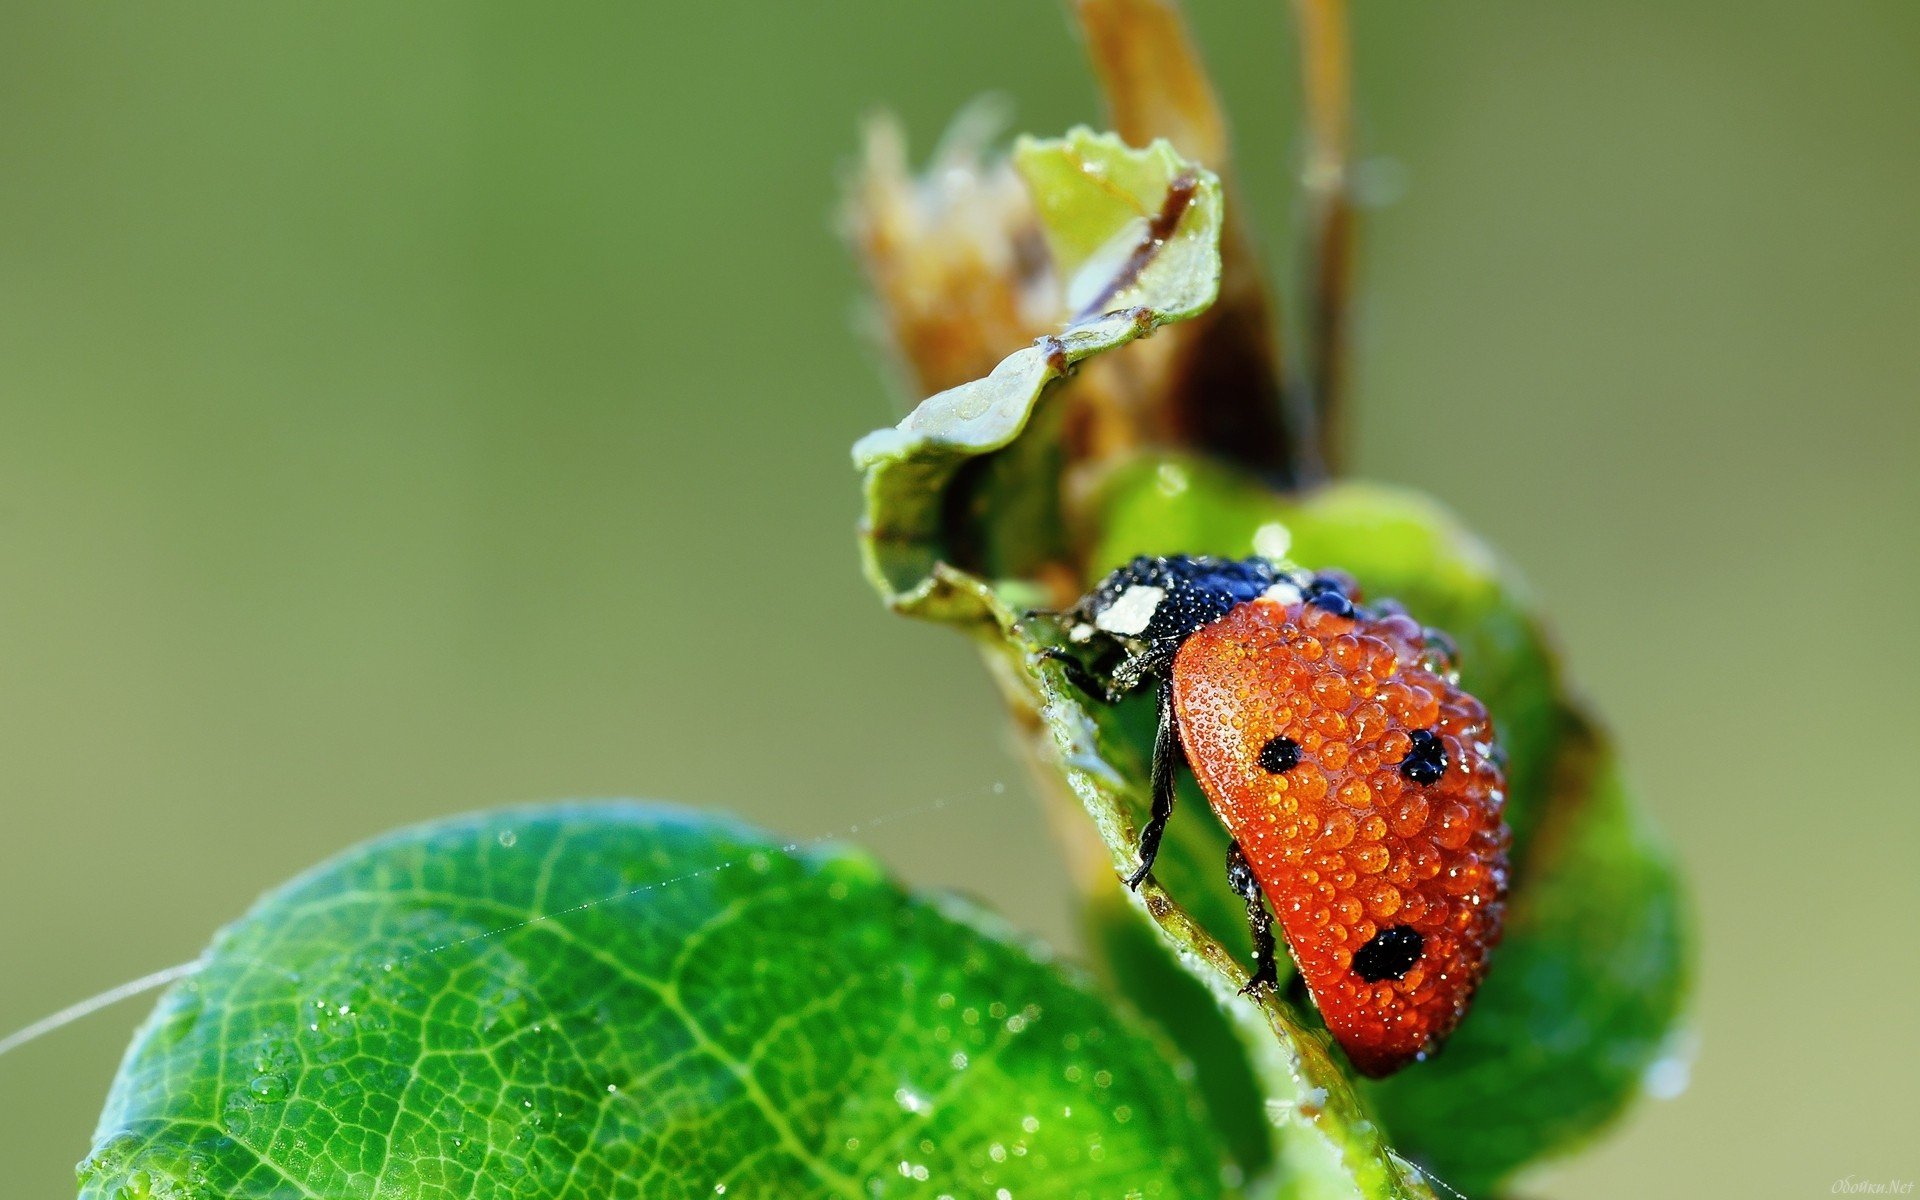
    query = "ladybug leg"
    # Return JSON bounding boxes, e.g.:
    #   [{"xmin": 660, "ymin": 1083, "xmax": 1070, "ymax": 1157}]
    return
[
  {"xmin": 1124, "ymin": 676, "xmax": 1184, "ymax": 890},
  {"xmin": 1040, "ymin": 639, "xmax": 1181, "ymax": 890},
  {"xmin": 1226, "ymin": 840, "xmax": 1280, "ymax": 994},
  {"xmin": 1038, "ymin": 641, "xmax": 1168, "ymax": 706},
  {"xmin": 1108, "ymin": 643, "xmax": 1173, "ymax": 695},
  {"xmin": 1035, "ymin": 647, "xmax": 1125, "ymax": 704}
]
